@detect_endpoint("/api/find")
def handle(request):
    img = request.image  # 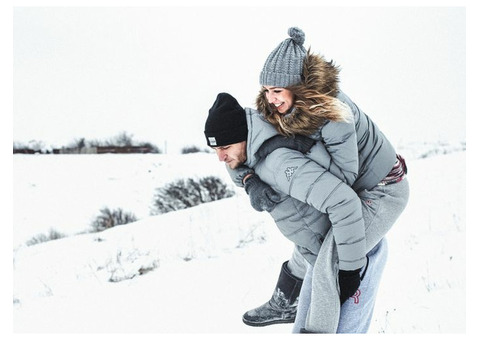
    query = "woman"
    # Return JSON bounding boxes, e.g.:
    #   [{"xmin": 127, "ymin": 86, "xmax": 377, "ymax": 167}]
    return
[{"xmin": 233, "ymin": 27, "xmax": 409, "ymax": 333}]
